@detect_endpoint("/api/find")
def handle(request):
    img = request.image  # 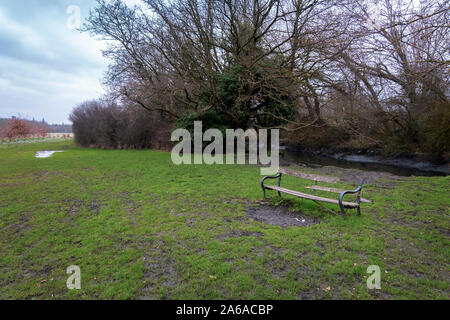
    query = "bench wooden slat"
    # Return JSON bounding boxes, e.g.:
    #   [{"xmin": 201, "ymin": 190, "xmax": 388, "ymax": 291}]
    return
[
  {"xmin": 266, "ymin": 186, "xmax": 359, "ymax": 208},
  {"xmin": 305, "ymin": 186, "xmax": 372, "ymax": 204},
  {"xmin": 279, "ymin": 168, "xmax": 339, "ymax": 184}
]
